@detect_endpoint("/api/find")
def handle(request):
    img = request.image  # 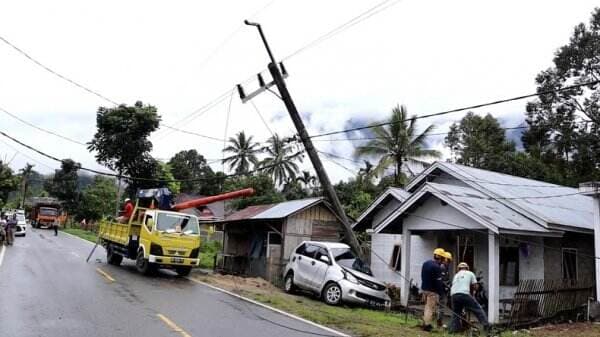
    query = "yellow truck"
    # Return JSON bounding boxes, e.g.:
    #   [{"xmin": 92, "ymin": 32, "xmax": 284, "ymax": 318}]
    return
[{"xmin": 99, "ymin": 188, "xmax": 254, "ymax": 276}]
